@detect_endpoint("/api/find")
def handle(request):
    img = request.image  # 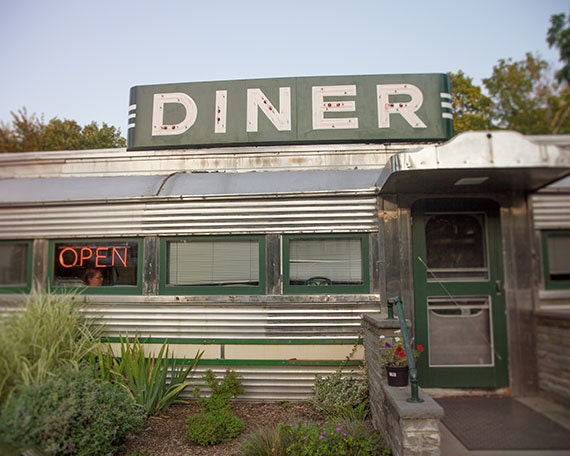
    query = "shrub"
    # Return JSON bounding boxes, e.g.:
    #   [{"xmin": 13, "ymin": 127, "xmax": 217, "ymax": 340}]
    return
[
  {"xmin": 240, "ymin": 419, "xmax": 390, "ymax": 456},
  {"xmin": 187, "ymin": 407, "xmax": 245, "ymax": 446},
  {"xmin": 311, "ymin": 370, "xmax": 369, "ymax": 420},
  {"xmin": 240, "ymin": 423, "xmax": 295, "ymax": 456},
  {"xmin": 285, "ymin": 419, "xmax": 389, "ymax": 456},
  {"xmin": 0, "ymin": 289, "xmax": 101, "ymax": 403},
  {"xmin": 187, "ymin": 370, "xmax": 245, "ymax": 445},
  {"xmin": 95, "ymin": 334, "xmax": 203, "ymax": 415},
  {"xmin": 0, "ymin": 367, "xmax": 144, "ymax": 456}
]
